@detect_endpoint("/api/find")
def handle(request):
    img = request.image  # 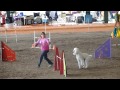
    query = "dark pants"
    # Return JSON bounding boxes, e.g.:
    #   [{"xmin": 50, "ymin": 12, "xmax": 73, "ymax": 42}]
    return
[
  {"xmin": 38, "ymin": 50, "xmax": 53, "ymax": 66},
  {"xmin": 116, "ymin": 15, "xmax": 120, "ymax": 22}
]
